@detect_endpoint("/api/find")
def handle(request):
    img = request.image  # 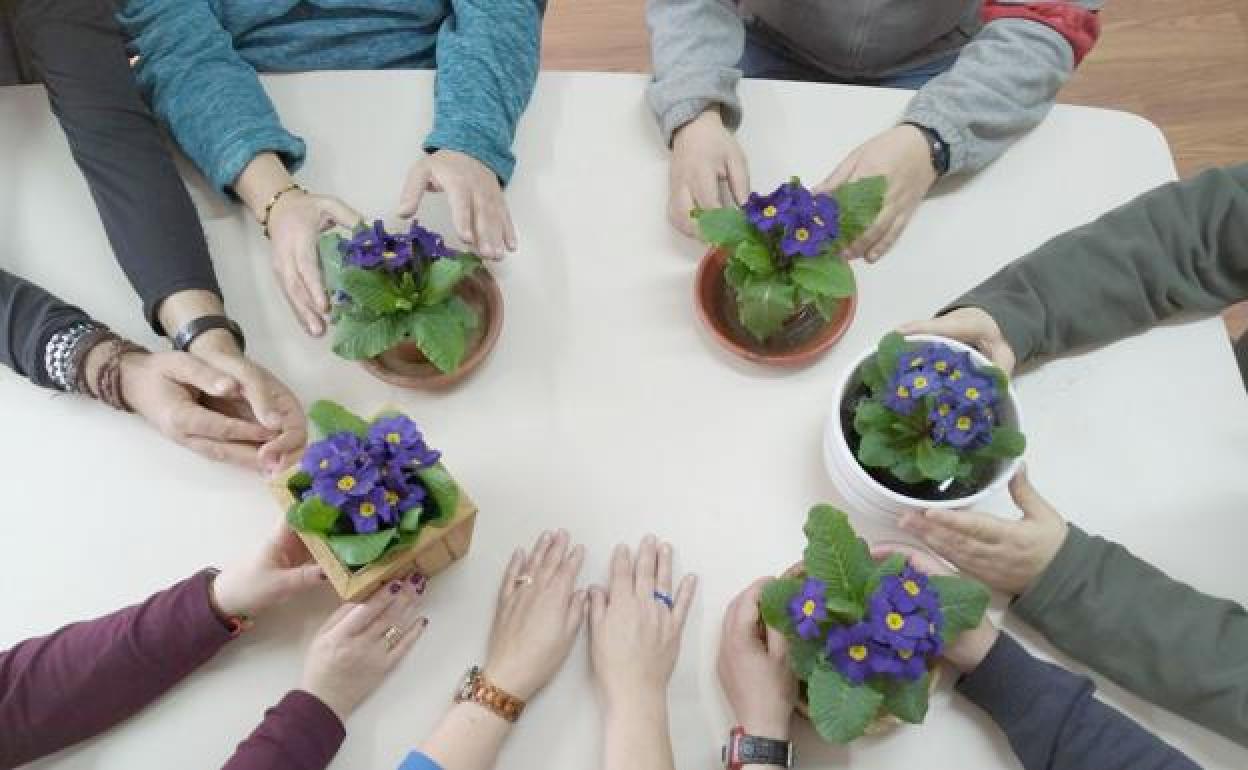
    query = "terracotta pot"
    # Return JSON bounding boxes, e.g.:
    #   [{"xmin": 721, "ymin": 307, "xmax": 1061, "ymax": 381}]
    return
[
  {"xmin": 359, "ymin": 269, "xmax": 504, "ymax": 389},
  {"xmin": 776, "ymin": 562, "xmax": 942, "ymax": 737},
  {"xmin": 694, "ymin": 247, "xmax": 856, "ymax": 367}
]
